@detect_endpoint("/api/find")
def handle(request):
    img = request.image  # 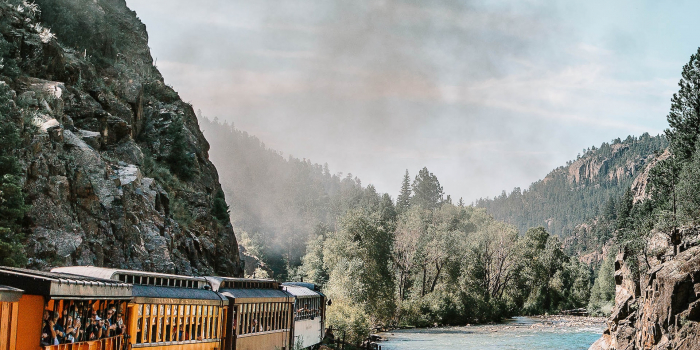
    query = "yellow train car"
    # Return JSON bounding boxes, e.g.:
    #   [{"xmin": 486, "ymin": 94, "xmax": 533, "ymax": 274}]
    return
[
  {"xmin": 52, "ymin": 267, "xmax": 228, "ymax": 350},
  {"xmin": 0, "ymin": 267, "xmax": 132, "ymax": 350},
  {"xmin": 205, "ymin": 277, "xmax": 294, "ymax": 350},
  {"xmin": 0, "ymin": 285, "xmax": 23, "ymax": 350}
]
